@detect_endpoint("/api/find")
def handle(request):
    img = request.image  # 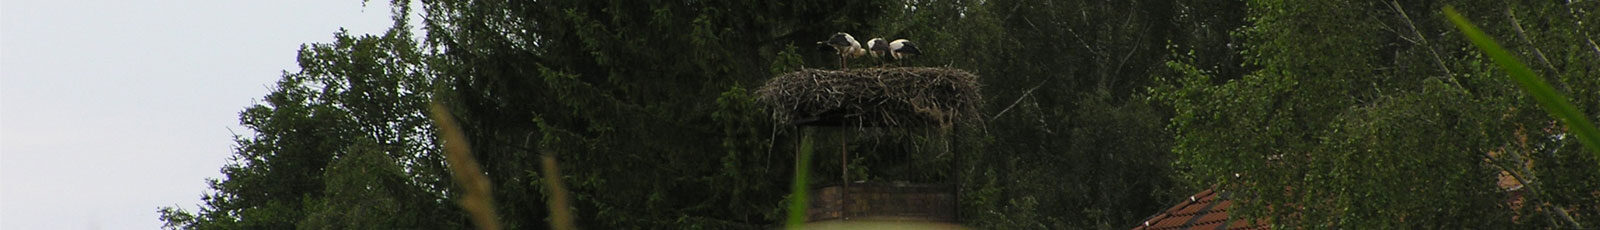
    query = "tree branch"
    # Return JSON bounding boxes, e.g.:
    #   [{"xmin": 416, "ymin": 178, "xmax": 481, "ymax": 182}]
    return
[
  {"xmin": 1485, "ymin": 143, "xmax": 1584, "ymax": 229},
  {"xmin": 990, "ymin": 79, "xmax": 1049, "ymax": 121},
  {"xmin": 1564, "ymin": 3, "xmax": 1600, "ymax": 59},
  {"xmin": 1390, "ymin": 1, "xmax": 1467, "ymax": 91},
  {"xmin": 1506, "ymin": 8, "xmax": 1562, "ymax": 75}
]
